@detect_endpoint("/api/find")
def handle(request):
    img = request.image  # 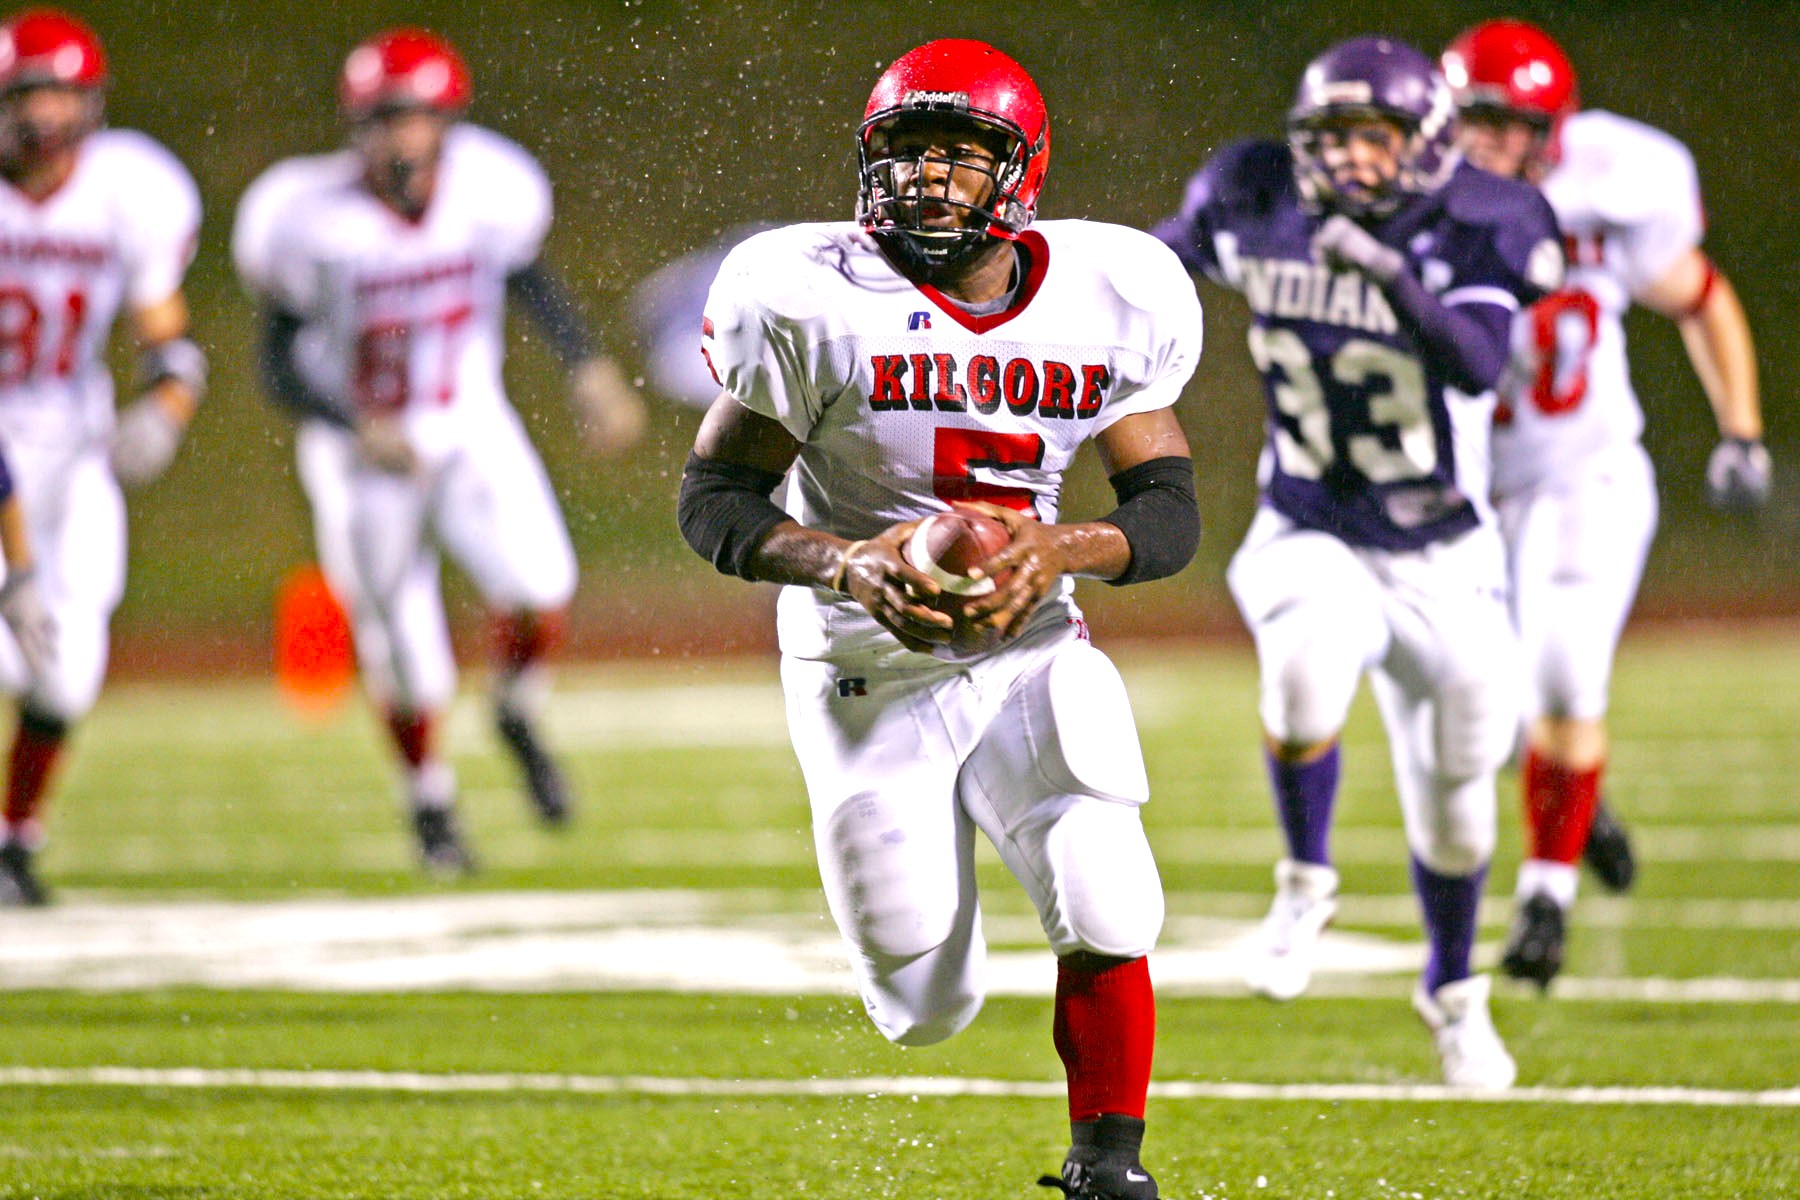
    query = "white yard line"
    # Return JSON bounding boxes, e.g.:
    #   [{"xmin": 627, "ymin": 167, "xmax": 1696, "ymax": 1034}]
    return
[
  {"xmin": 1161, "ymin": 894, "xmax": 1800, "ymax": 931},
  {"xmin": 1149, "ymin": 824, "xmax": 1800, "ymax": 864},
  {"xmin": 560, "ymin": 824, "xmax": 1800, "ymax": 867},
  {"xmin": 0, "ymin": 1066, "xmax": 1794, "ymax": 1109},
  {"xmin": 2, "ymin": 892, "xmax": 1795, "ymax": 1000}
]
